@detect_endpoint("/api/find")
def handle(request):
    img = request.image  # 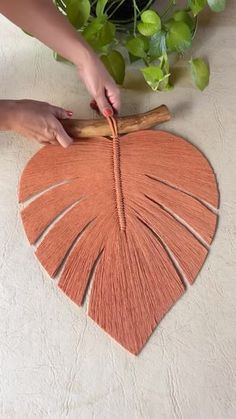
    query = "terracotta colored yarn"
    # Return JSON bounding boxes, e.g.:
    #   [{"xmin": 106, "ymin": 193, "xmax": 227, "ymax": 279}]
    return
[{"xmin": 18, "ymin": 117, "xmax": 219, "ymax": 354}]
